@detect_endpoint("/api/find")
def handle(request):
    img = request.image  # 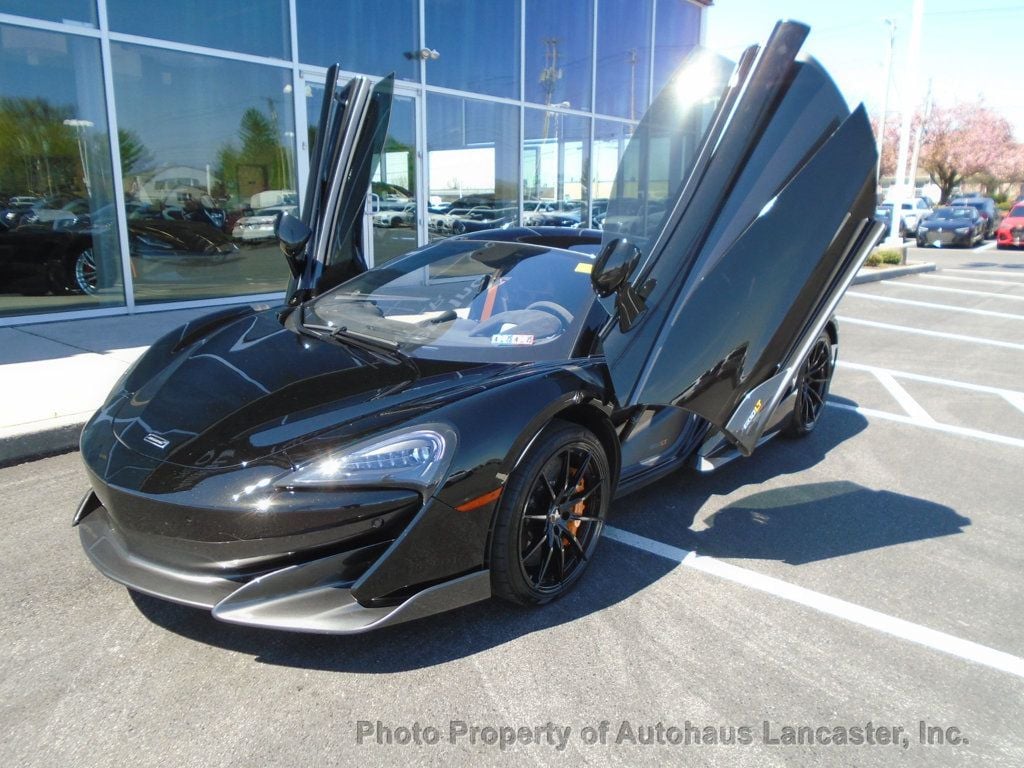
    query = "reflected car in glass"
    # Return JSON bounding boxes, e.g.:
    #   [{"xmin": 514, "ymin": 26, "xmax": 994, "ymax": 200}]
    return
[
  {"xmin": 233, "ymin": 205, "xmax": 300, "ymax": 242},
  {"xmin": 75, "ymin": 23, "xmax": 882, "ymax": 634},
  {"xmin": 1, "ymin": 202, "xmax": 240, "ymax": 297}
]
